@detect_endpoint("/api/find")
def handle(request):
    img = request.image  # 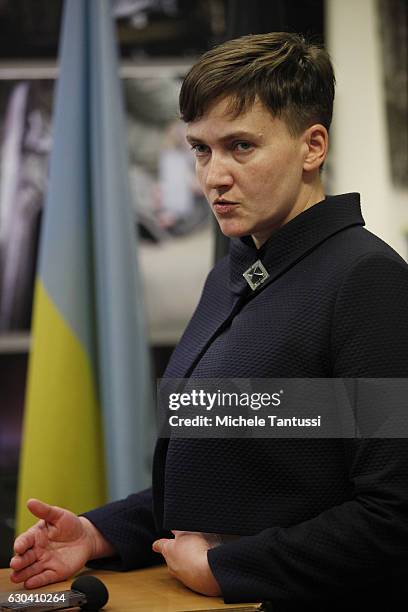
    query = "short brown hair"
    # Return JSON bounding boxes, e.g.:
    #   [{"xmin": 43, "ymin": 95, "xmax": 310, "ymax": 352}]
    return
[{"xmin": 179, "ymin": 32, "xmax": 335, "ymax": 135}]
